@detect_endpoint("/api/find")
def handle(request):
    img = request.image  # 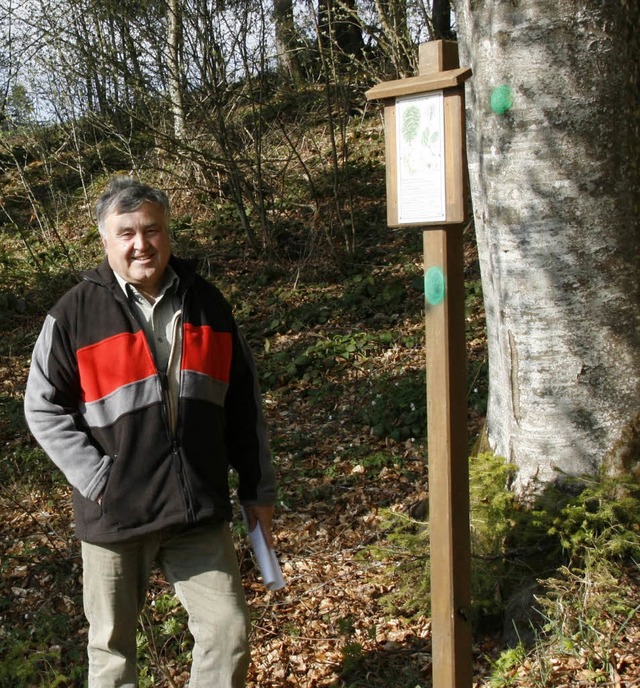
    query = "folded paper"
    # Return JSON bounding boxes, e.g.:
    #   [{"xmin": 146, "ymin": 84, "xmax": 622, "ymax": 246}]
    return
[{"xmin": 241, "ymin": 507, "xmax": 286, "ymax": 591}]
